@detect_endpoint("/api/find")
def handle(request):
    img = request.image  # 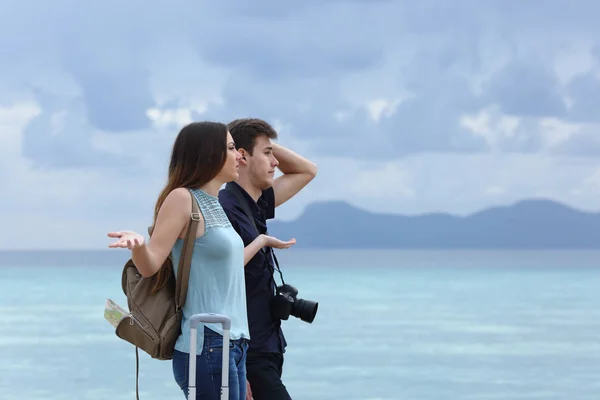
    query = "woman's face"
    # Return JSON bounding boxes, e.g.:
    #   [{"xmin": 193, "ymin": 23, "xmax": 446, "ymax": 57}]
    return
[{"xmin": 217, "ymin": 131, "xmax": 242, "ymax": 182}]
